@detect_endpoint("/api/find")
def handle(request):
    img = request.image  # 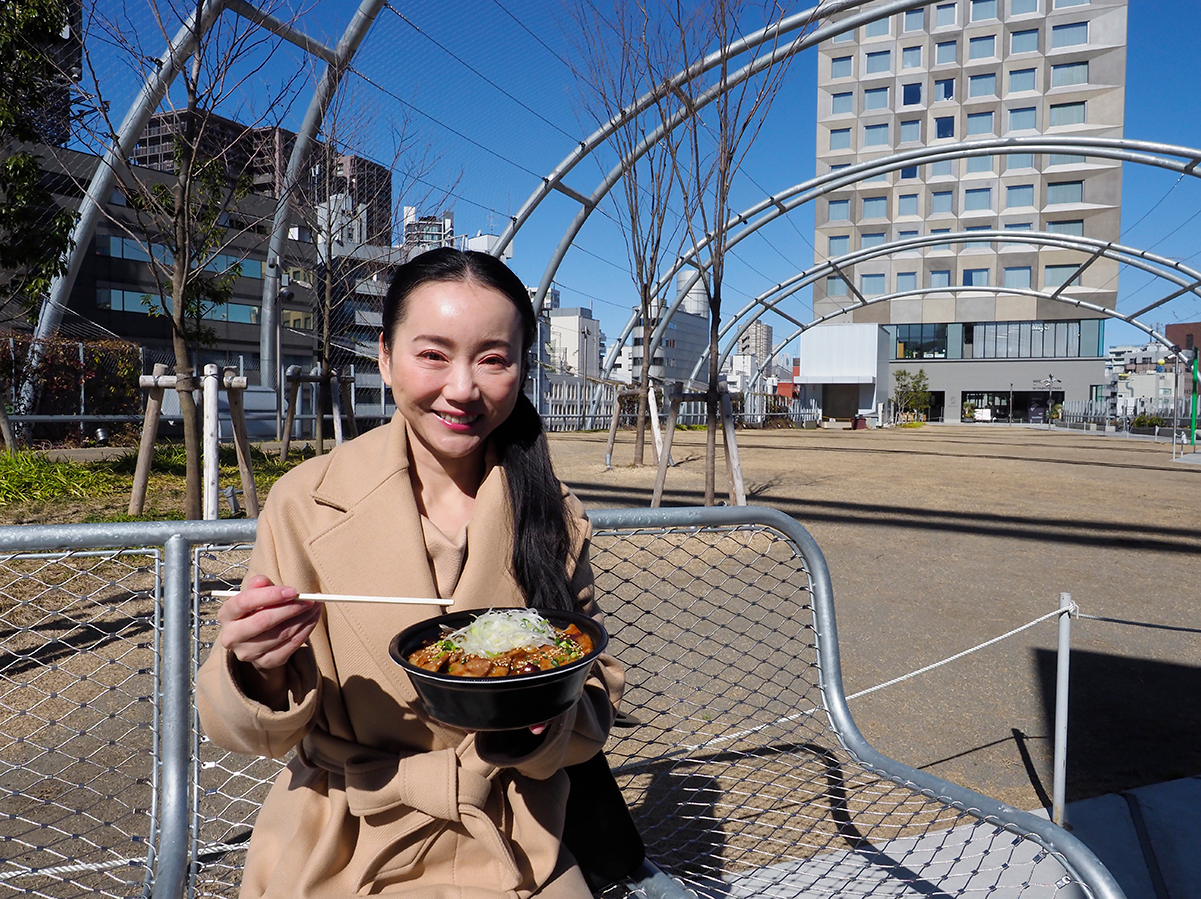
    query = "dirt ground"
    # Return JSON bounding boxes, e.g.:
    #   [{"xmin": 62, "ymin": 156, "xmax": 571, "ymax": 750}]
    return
[{"xmin": 547, "ymin": 423, "xmax": 1201, "ymax": 813}]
